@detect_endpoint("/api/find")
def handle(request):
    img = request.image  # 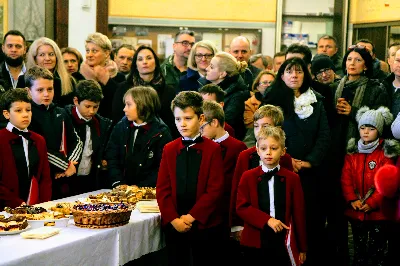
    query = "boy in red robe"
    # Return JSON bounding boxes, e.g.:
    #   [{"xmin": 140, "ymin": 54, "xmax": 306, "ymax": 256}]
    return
[{"xmin": 0, "ymin": 88, "xmax": 51, "ymax": 210}]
